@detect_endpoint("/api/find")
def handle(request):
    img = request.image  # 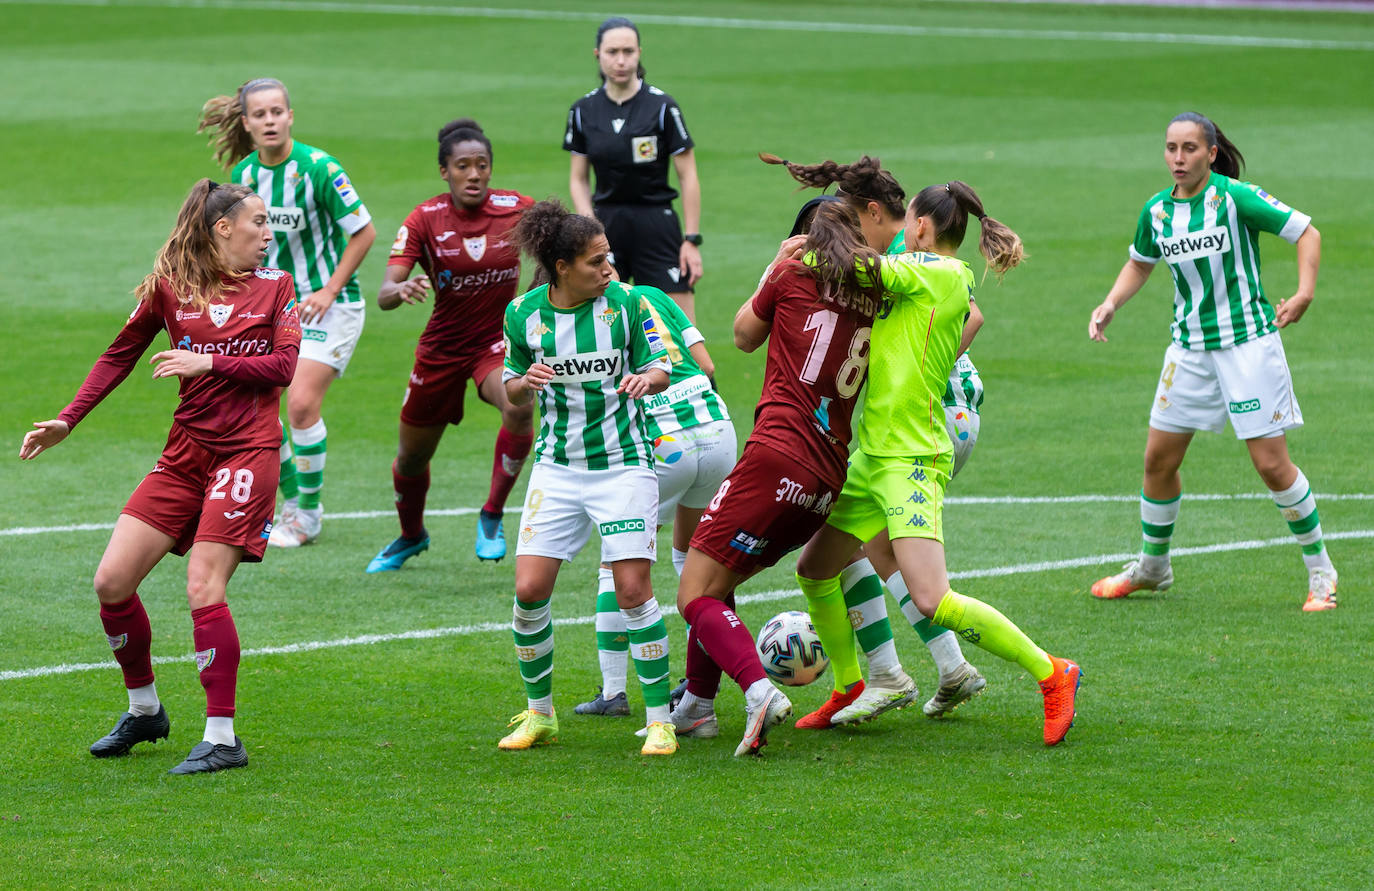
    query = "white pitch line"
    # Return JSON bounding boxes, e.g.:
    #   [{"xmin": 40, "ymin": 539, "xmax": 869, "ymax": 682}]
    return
[
  {"xmin": 4, "ymin": 493, "xmax": 1370, "ymax": 537},
  {"xmin": 3, "ymin": 0, "xmax": 1370, "ymax": 51},
  {"xmin": 5, "ymin": 528, "xmax": 1370, "ymax": 683}
]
